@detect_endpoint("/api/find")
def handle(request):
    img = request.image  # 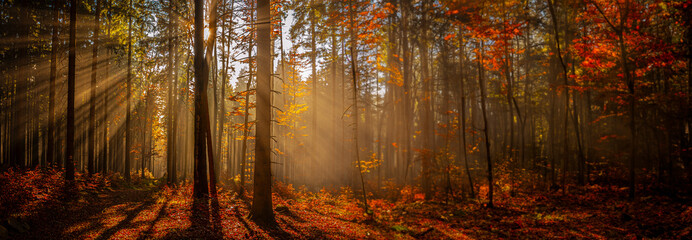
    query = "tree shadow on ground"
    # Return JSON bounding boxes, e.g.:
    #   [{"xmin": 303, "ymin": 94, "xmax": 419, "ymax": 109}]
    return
[
  {"xmin": 15, "ymin": 186, "xmax": 159, "ymax": 240},
  {"xmin": 93, "ymin": 190, "xmax": 158, "ymax": 240},
  {"xmin": 257, "ymin": 220, "xmax": 293, "ymax": 240},
  {"xmin": 187, "ymin": 195, "xmax": 223, "ymax": 239},
  {"xmin": 230, "ymin": 204, "xmax": 256, "ymax": 237},
  {"xmin": 138, "ymin": 187, "xmax": 177, "ymax": 240}
]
